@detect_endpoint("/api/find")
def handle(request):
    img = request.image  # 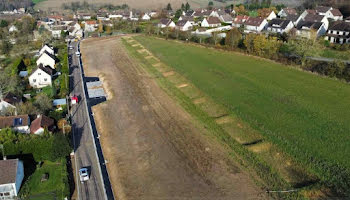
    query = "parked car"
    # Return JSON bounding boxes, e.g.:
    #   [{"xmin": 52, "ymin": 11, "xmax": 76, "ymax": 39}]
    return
[
  {"xmin": 75, "ymin": 51, "xmax": 80, "ymax": 56},
  {"xmin": 79, "ymin": 168, "xmax": 89, "ymax": 182}
]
